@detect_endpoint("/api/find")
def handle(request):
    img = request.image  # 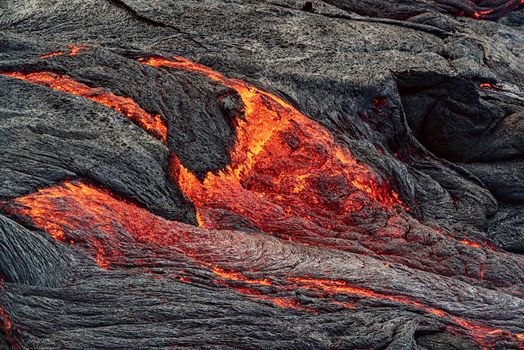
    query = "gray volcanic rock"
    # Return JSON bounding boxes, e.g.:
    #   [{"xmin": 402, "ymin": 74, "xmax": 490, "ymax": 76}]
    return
[{"xmin": 0, "ymin": 1, "xmax": 523, "ymax": 349}]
